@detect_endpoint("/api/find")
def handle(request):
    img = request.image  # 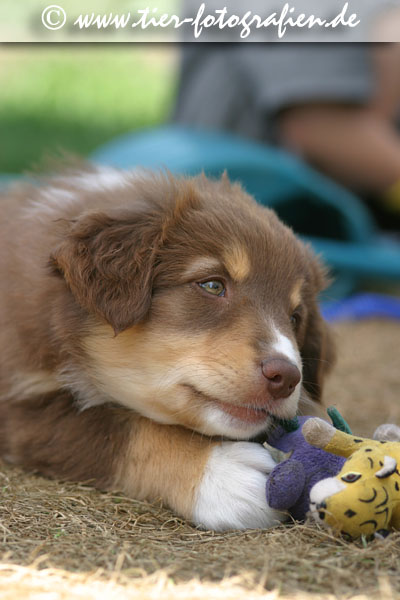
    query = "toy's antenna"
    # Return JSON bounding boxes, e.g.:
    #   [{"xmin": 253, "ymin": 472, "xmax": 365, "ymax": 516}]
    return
[
  {"xmin": 277, "ymin": 416, "xmax": 300, "ymax": 432},
  {"xmin": 275, "ymin": 407, "xmax": 351, "ymax": 434},
  {"xmin": 327, "ymin": 406, "xmax": 352, "ymax": 434}
]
